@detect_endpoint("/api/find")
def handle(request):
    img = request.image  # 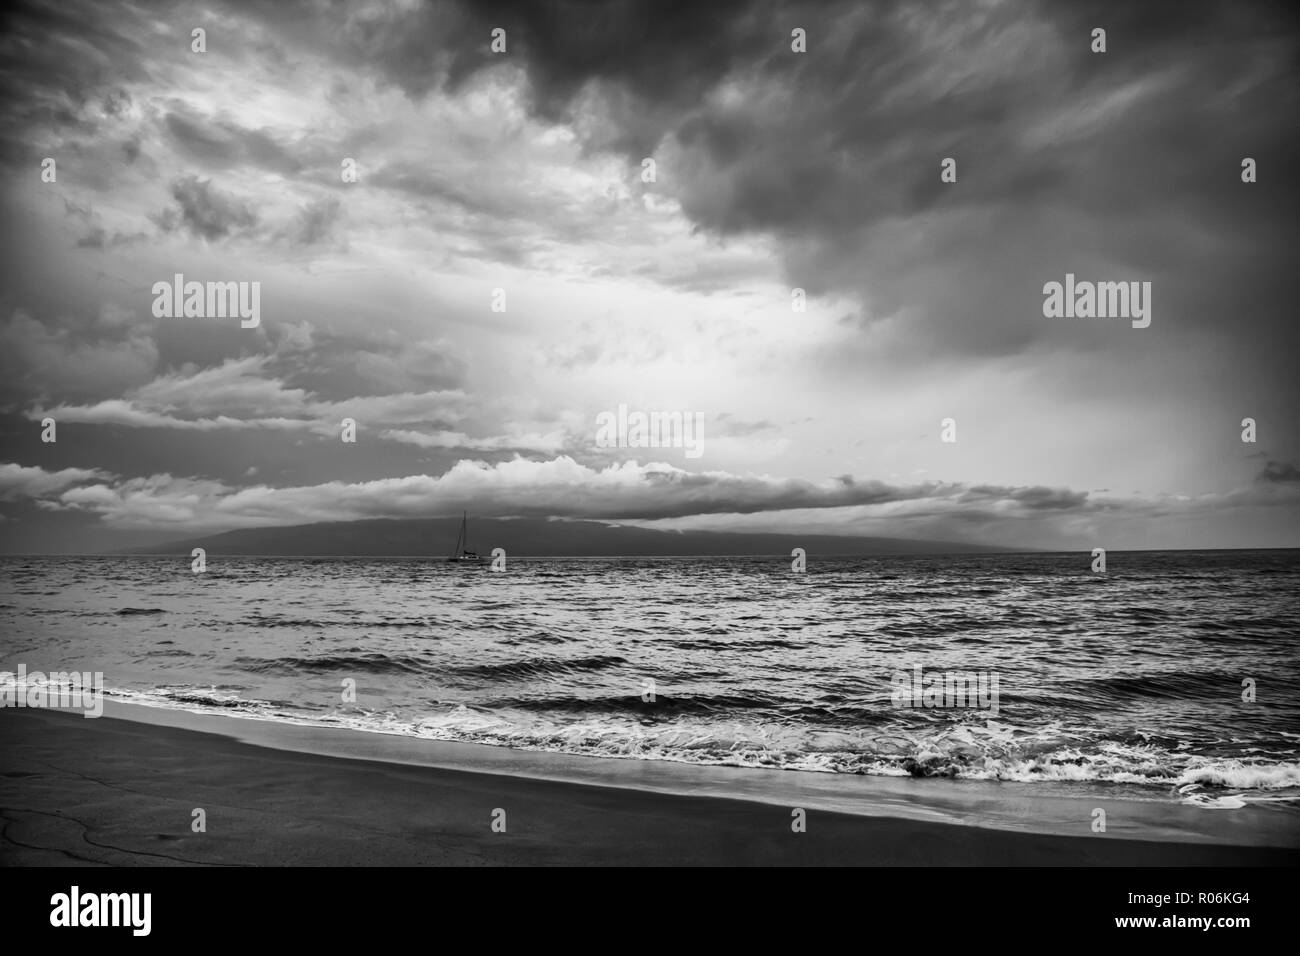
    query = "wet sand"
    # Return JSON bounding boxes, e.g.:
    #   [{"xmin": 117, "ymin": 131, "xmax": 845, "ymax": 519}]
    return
[{"xmin": 2, "ymin": 708, "xmax": 1295, "ymax": 866}]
